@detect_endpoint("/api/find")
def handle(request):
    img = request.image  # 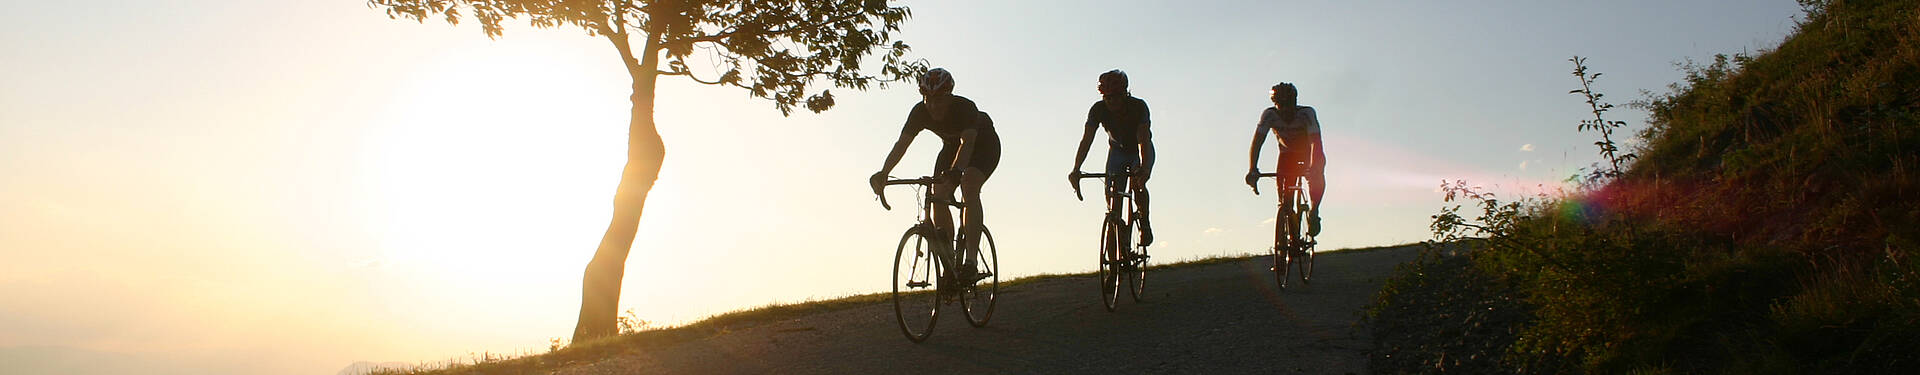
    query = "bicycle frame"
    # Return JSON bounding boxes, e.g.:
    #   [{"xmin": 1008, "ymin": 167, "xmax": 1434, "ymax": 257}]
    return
[
  {"xmin": 1073, "ymin": 170, "xmax": 1140, "ymax": 238},
  {"xmin": 1074, "ymin": 168, "xmax": 1150, "ymax": 309},
  {"xmin": 1255, "ymin": 166, "xmax": 1316, "ymax": 289},
  {"xmin": 879, "ymin": 176, "xmax": 968, "ymax": 273},
  {"xmin": 1257, "ymin": 172, "xmax": 1315, "ymax": 246},
  {"xmin": 877, "ymin": 174, "xmax": 1001, "ymax": 340}
]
